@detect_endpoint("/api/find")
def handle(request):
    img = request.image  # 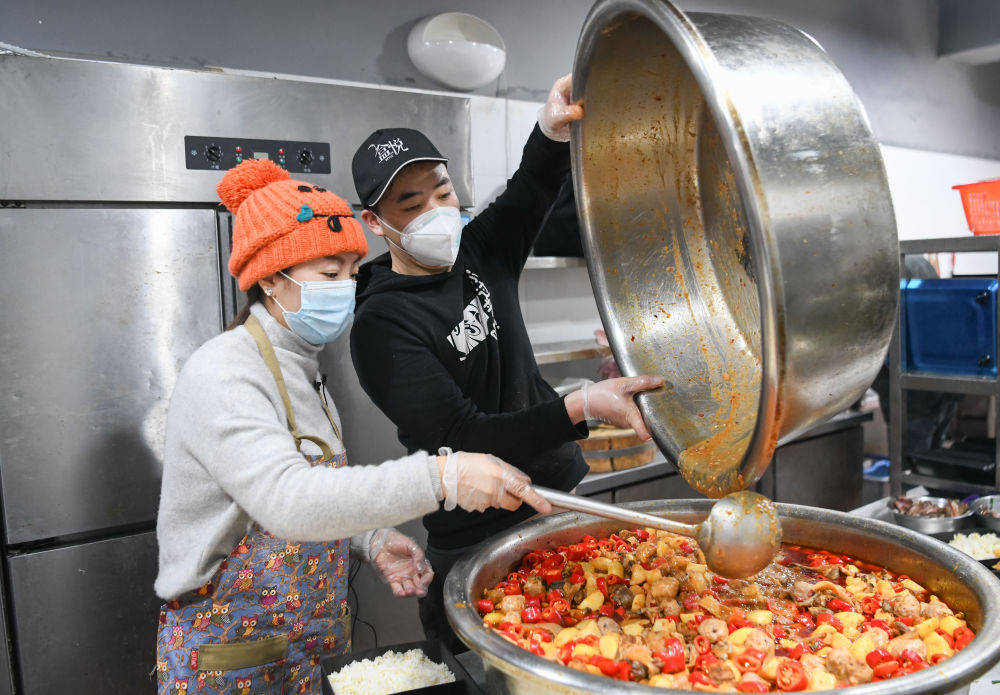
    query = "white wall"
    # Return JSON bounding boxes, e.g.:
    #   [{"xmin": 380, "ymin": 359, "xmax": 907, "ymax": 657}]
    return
[{"xmin": 881, "ymin": 145, "xmax": 1000, "ymax": 275}]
